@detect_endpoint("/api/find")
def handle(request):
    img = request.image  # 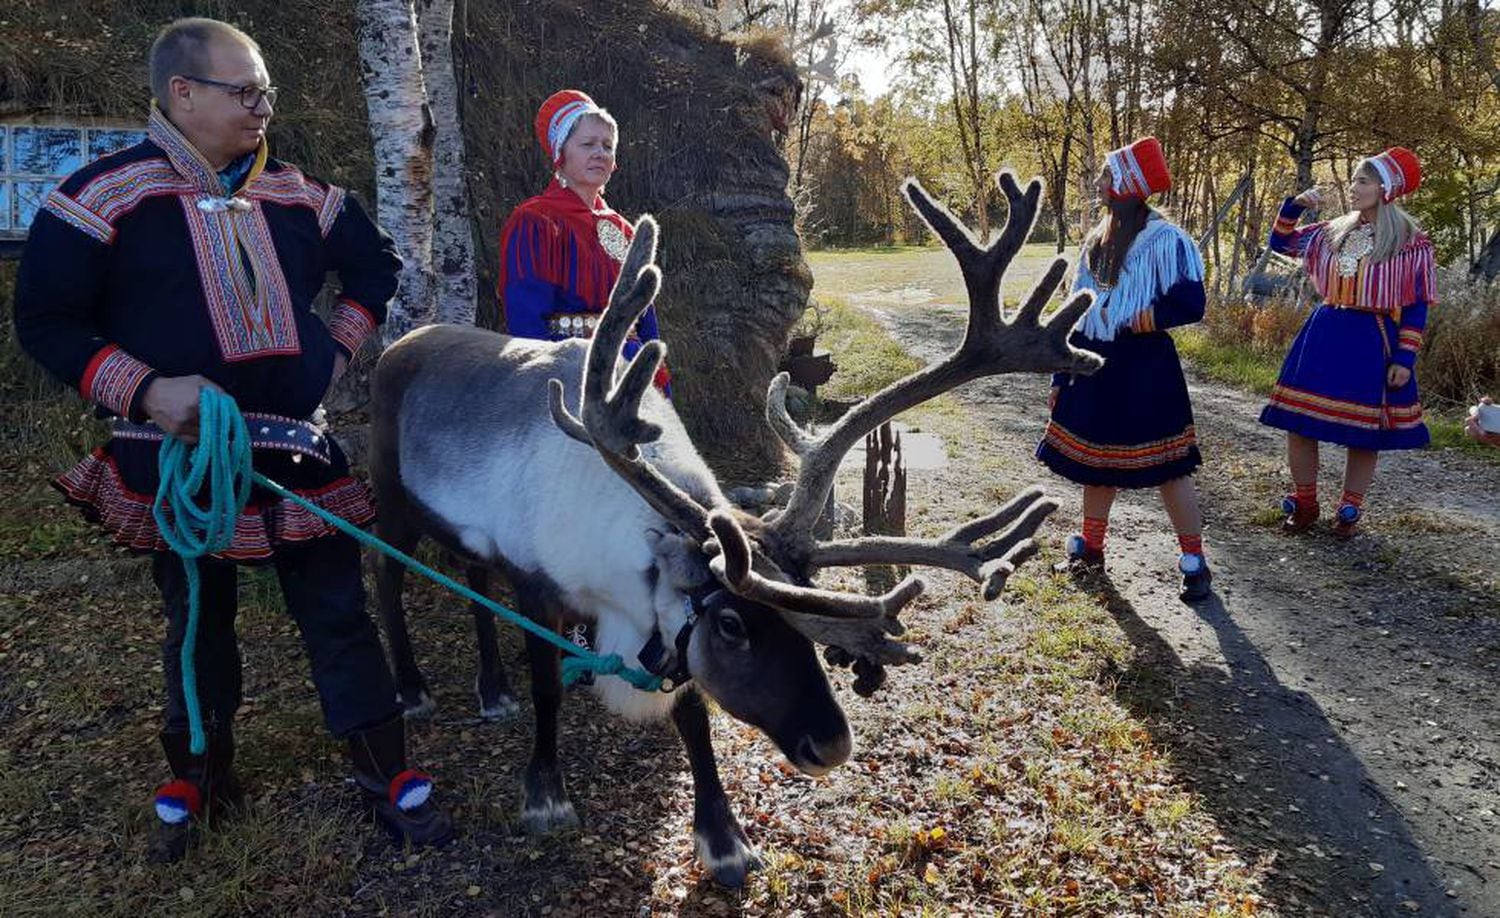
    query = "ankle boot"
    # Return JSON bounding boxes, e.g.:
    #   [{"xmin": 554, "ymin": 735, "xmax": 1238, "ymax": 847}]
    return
[
  {"xmin": 1280, "ymin": 494, "xmax": 1320, "ymax": 533},
  {"xmin": 146, "ymin": 727, "xmax": 247, "ymax": 865},
  {"xmin": 347, "ymin": 715, "xmax": 454, "ymax": 847},
  {"xmin": 146, "ymin": 732, "xmax": 206, "ymax": 864}
]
